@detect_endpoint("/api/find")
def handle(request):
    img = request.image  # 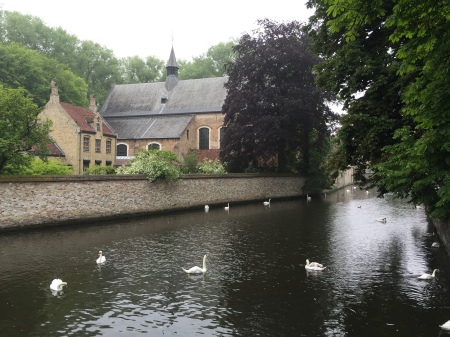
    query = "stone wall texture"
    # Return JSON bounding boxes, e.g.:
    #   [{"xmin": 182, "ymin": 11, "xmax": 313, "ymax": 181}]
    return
[{"xmin": 0, "ymin": 174, "xmax": 305, "ymax": 231}]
